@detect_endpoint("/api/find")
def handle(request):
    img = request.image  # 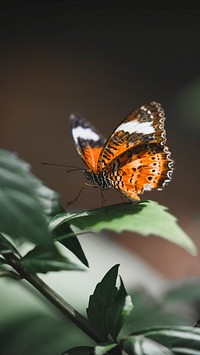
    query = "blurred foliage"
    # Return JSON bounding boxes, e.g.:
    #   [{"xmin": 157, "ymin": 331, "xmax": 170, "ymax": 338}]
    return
[
  {"xmin": 0, "ymin": 311, "xmax": 94, "ymax": 355},
  {"xmin": 1, "ymin": 276, "xmax": 200, "ymax": 354}
]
